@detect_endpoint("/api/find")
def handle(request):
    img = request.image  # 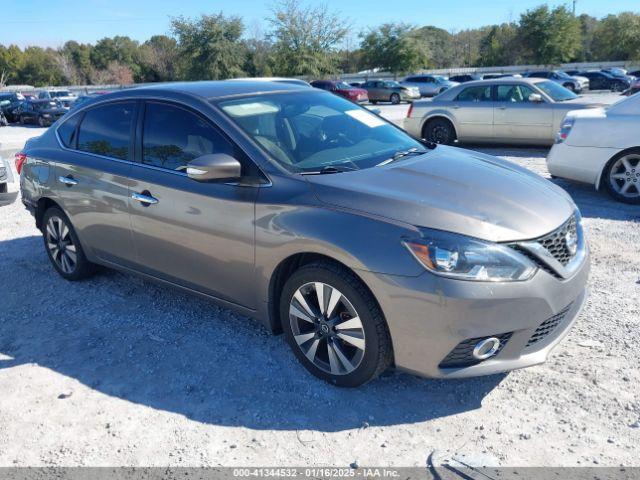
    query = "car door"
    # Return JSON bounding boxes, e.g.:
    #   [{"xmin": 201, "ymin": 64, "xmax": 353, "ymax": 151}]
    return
[
  {"xmin": 493, "ymin": 83, "xmax": 553, "ymax": 142},
  {"xmin": 54, "ymin": 101, "xmax": 138, "ymax": 267},
  {"xmin": 127, "ymin": 100, "xmax": 259, "ymax": 308},
  {"xmin": 449, "ymin": 84, "xmax": 495, "ymax": 141}
]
